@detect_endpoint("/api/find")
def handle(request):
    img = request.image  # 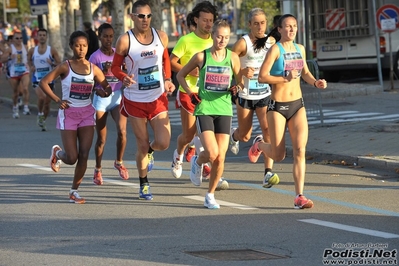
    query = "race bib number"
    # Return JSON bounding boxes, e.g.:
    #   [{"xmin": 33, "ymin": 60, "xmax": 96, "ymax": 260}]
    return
[
  {"xmin": 36, "ymin": 67, "xmax": 50, "ymax": 79},
  {"xmin": 204, "ymin": 66, "xmax": 230, "ymax": 92},
  {"xmin": 69, "ymin": 76, "xmax": 94, "ymax": 100},
  {"xmin": 15, "ymin": 63, "xmax": 26, "ymax": 75},
  {"xmin": 245, "ymin": 73, "xmax": 270, "ymax": 95},
  {"xmin": 283, "ymin": 52, "xmax": 304, "ymax": 77},
  {"xmin": 138, "ymin": 65, "xmax": 160, "ymax": 90}
]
